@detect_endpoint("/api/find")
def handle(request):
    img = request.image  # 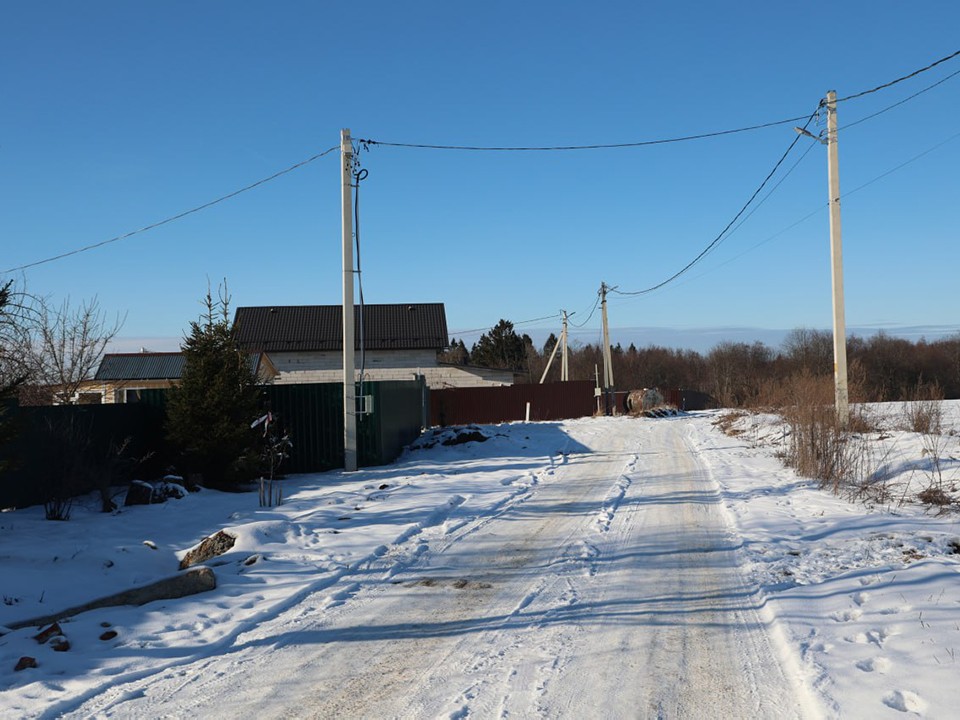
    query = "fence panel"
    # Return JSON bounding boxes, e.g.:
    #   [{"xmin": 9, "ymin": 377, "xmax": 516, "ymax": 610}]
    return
[
  {"xmin": 263, "ymin": 383, "xmax": 343, "ymax": 474},
  {"xmin": 369, "ymin": 380, "xmax": 428, "ymax": 463},
  {"xmin": 264, "ymin": 379, "xmax": 426, "ymax": 473},
  {"xmin": 0, "ymin": 379, "xmax": 427, "ymax": 509},
  {"xmin": 429, "ymin": 381, "xmax": 596, "ymax": 426},
  {"xmin": 0, "ymin": 403, "xmax": 169, "ymax": 509}
]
